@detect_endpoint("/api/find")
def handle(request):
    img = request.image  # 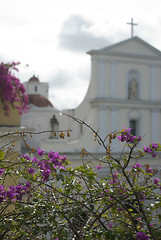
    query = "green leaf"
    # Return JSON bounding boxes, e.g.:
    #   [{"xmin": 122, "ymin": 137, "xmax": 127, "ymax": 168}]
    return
[{"xmin": 0, "ymin": 150, "xmax": 4, "ymax": 160}]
